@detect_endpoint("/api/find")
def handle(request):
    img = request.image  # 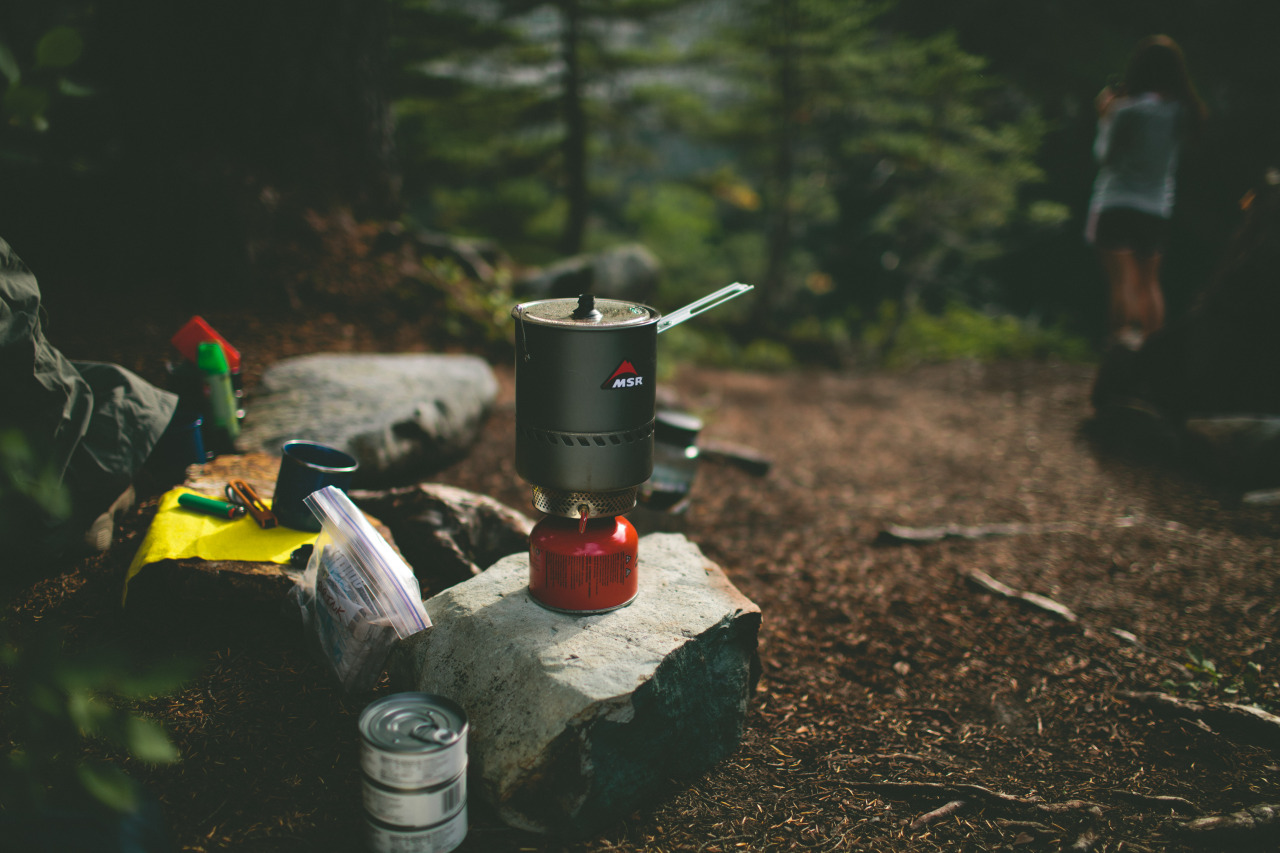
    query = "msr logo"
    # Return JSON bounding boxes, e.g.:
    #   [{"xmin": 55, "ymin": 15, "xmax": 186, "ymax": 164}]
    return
[{"xmin": 601, "ymin": 359, "xmax": 645, "ymax": 390}]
